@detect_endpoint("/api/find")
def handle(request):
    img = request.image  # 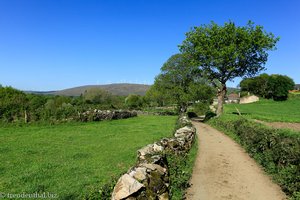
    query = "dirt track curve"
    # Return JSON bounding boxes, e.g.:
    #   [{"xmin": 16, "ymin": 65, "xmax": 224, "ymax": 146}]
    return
[{"xmin": 186, "ymin": 122, "xmax": 287, "ymax": 200}]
